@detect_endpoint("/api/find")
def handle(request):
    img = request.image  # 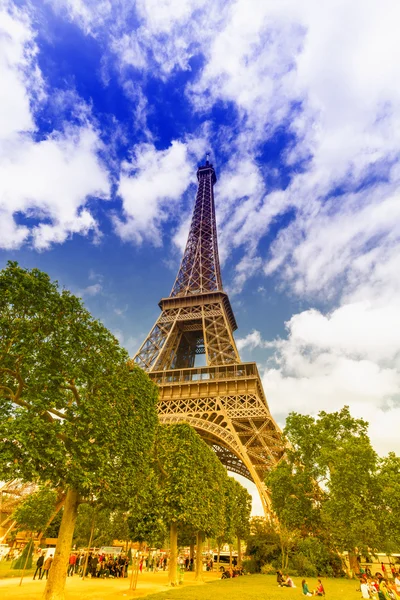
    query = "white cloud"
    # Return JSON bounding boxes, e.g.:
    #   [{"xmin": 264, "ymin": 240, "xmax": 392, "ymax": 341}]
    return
[
  {"xmin": 114, "ymin": 140, "xmax": 195, "ymax": 245},
  {"xmin": 0, "ymin": 3, "xmax": 42, "ymax": 139},
  {"xmin": 0, "ymin": 1, "xmax": 110, "ymax": 250},
  {"xmin": 237, "ymin": 329, "xmax": 269, "ymax": 352},
  {"xmin": 48, "ymin": 0, "xmax": 112, "ymax": 35},
  {"xmin": 260, "ymin": 300, "xmax": 400, "ymax": 457},
  {"xmin": 82, "ymin": 282, "xmax": 102, "ymax": 296}
]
